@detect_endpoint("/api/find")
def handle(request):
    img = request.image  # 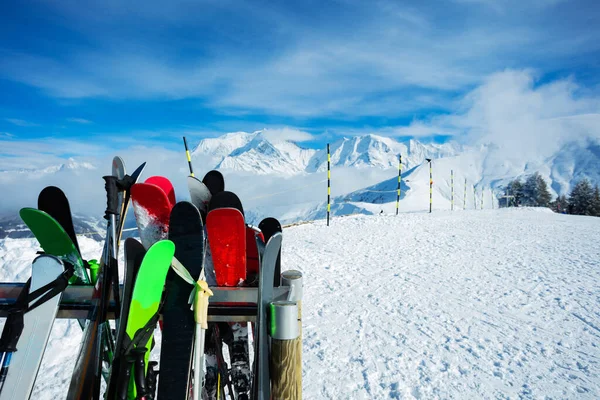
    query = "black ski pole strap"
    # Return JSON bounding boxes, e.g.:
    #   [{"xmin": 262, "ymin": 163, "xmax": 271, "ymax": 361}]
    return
[
  {"xmin": 118, "ymin": 174, "xmax": 136, "ymax": 192},
  {"xmin": 0, "ymin": 279, "xmax": 31, "ymax": 352},
  {"xmin": 26, "ymin": 265, "xmax": 74, "ymax": 313},
  {"xmin": 121, "ymin": 308, "xmax": 163, "ymax": 358},
  {"xmin": 103, "ymin": 175, "xmax": 120, "ymax": 219}
]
